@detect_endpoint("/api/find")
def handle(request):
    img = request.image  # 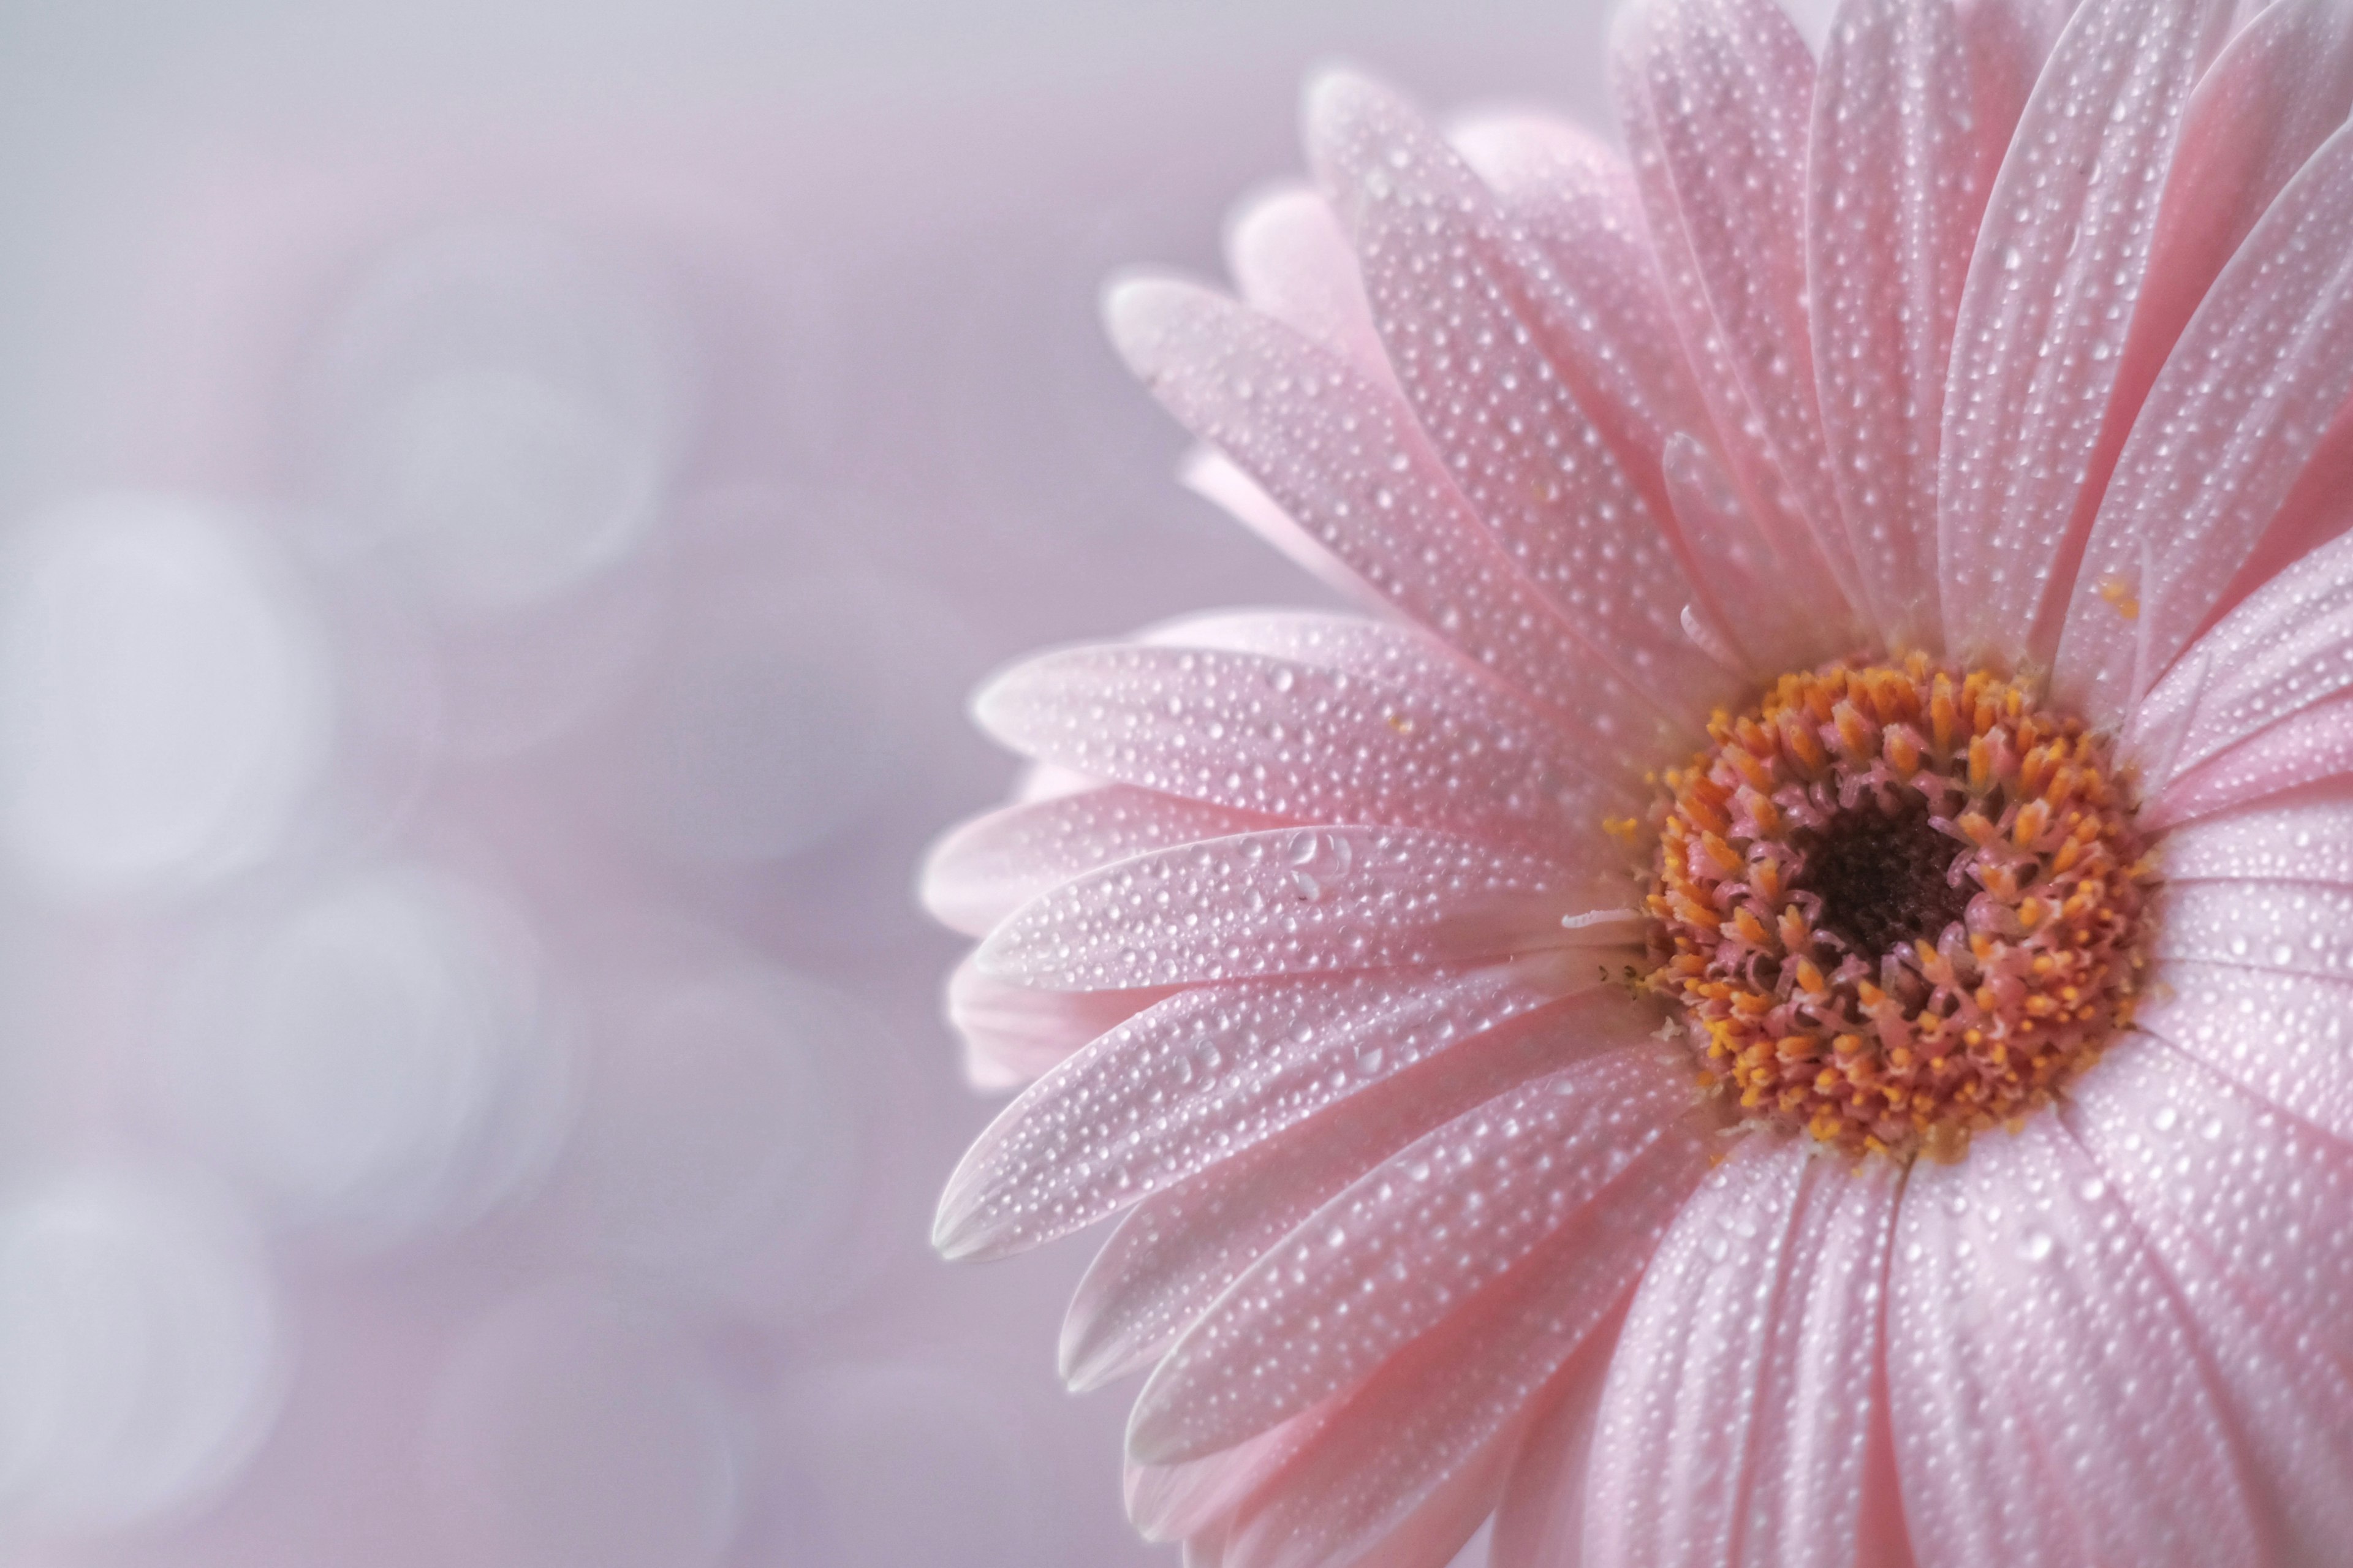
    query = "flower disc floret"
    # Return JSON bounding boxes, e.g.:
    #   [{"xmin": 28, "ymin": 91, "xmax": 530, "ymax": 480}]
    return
[{"xmin": 1648, "ymin": 655, "xmax": 2158, "ymax": 1161}]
